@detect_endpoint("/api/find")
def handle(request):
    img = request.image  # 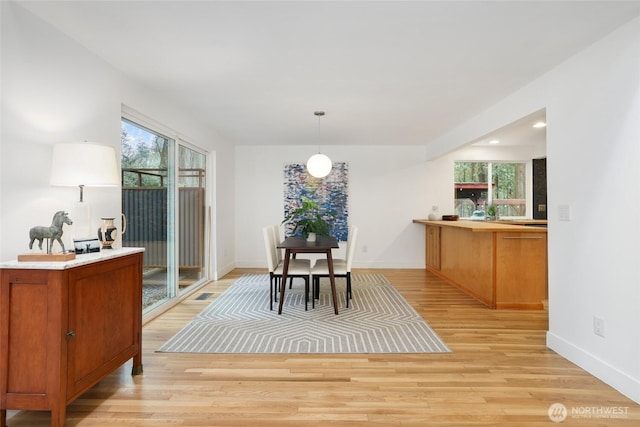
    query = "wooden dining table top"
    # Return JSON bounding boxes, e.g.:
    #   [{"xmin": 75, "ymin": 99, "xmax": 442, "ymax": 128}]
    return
[{"xmin": 277, "ymin": 236, "xmax": 339, "ymax": 251}]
